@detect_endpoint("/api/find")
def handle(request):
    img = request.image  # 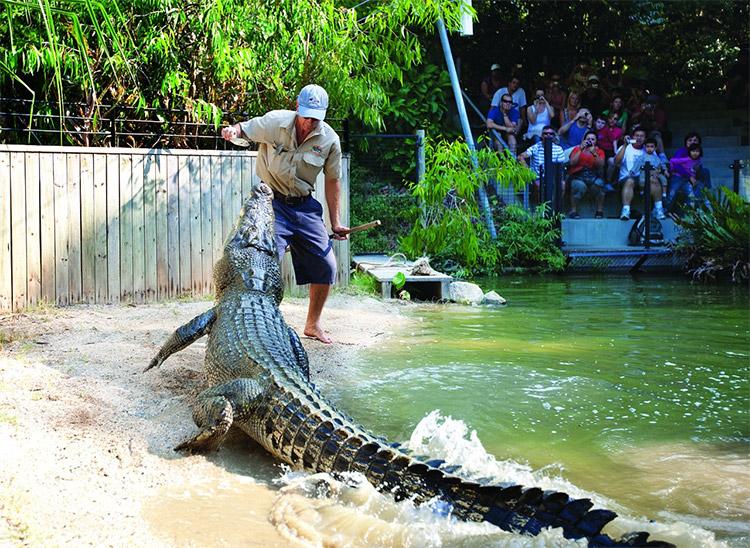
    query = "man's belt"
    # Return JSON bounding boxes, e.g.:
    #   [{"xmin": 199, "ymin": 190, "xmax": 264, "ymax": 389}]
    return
[{"xmin": 272, "ymin": 189, "xmax": 311, "ymax": 206}]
